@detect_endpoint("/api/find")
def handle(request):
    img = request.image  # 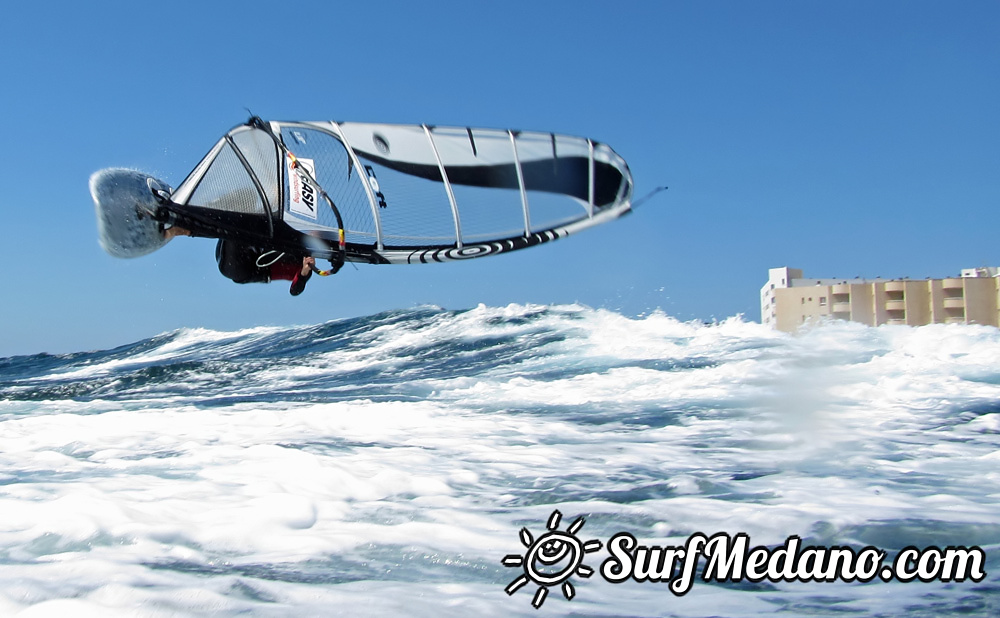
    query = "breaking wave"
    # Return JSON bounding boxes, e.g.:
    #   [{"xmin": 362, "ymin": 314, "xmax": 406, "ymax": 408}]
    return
[{"xmin": 0, "ymin": 304, "xmax": 998, "ymax": 616}]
